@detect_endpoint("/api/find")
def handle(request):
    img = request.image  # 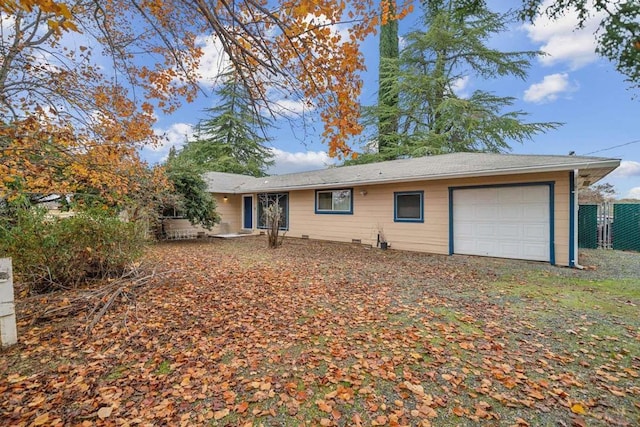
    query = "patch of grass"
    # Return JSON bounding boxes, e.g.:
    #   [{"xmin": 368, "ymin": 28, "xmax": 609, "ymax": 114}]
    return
[
  {"xmin": 106, "ymin": 364, "xmax": 129, "ymax": 380},
  {"xmin": 429, "ymin": 307, "xmax": 484, "ymax": 335},
  {"xmin": 219, "ymin": 350, "xmax": 235, "ymax": 364},
  {"xmin": 155, "ymin": 360, "xmax": 171, "ymax": 375},
  {"xmin": 487, "ymin": 276, "xmax": 640, "ymax": 318},
  {"xmin": 386, "ymin": 311, "xmax": 420, "ymax": 328},
  {"xmin": 209, "ymin": 410, "xmax": 242, "ymax": 427}
]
